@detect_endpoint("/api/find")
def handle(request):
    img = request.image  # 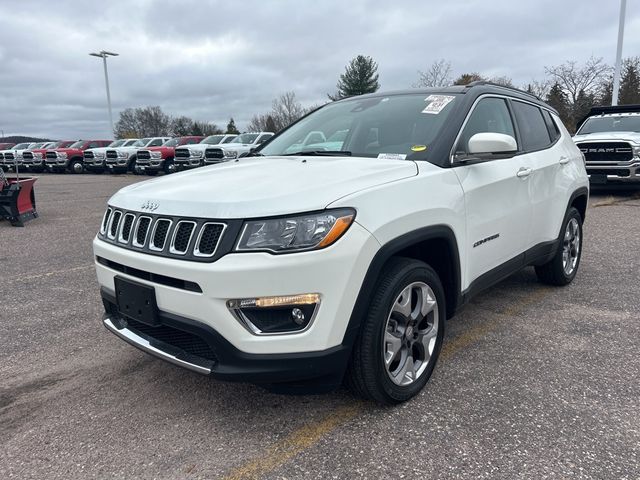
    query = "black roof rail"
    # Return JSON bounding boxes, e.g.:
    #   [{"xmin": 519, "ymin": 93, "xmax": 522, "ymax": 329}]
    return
[
  {"xmin": 576, "ymin": 104, "xmax": 640, "ymax": 130},
  {"xmin": 464, "ymin": 81, "xmax": 541, "ymax": 101}
]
